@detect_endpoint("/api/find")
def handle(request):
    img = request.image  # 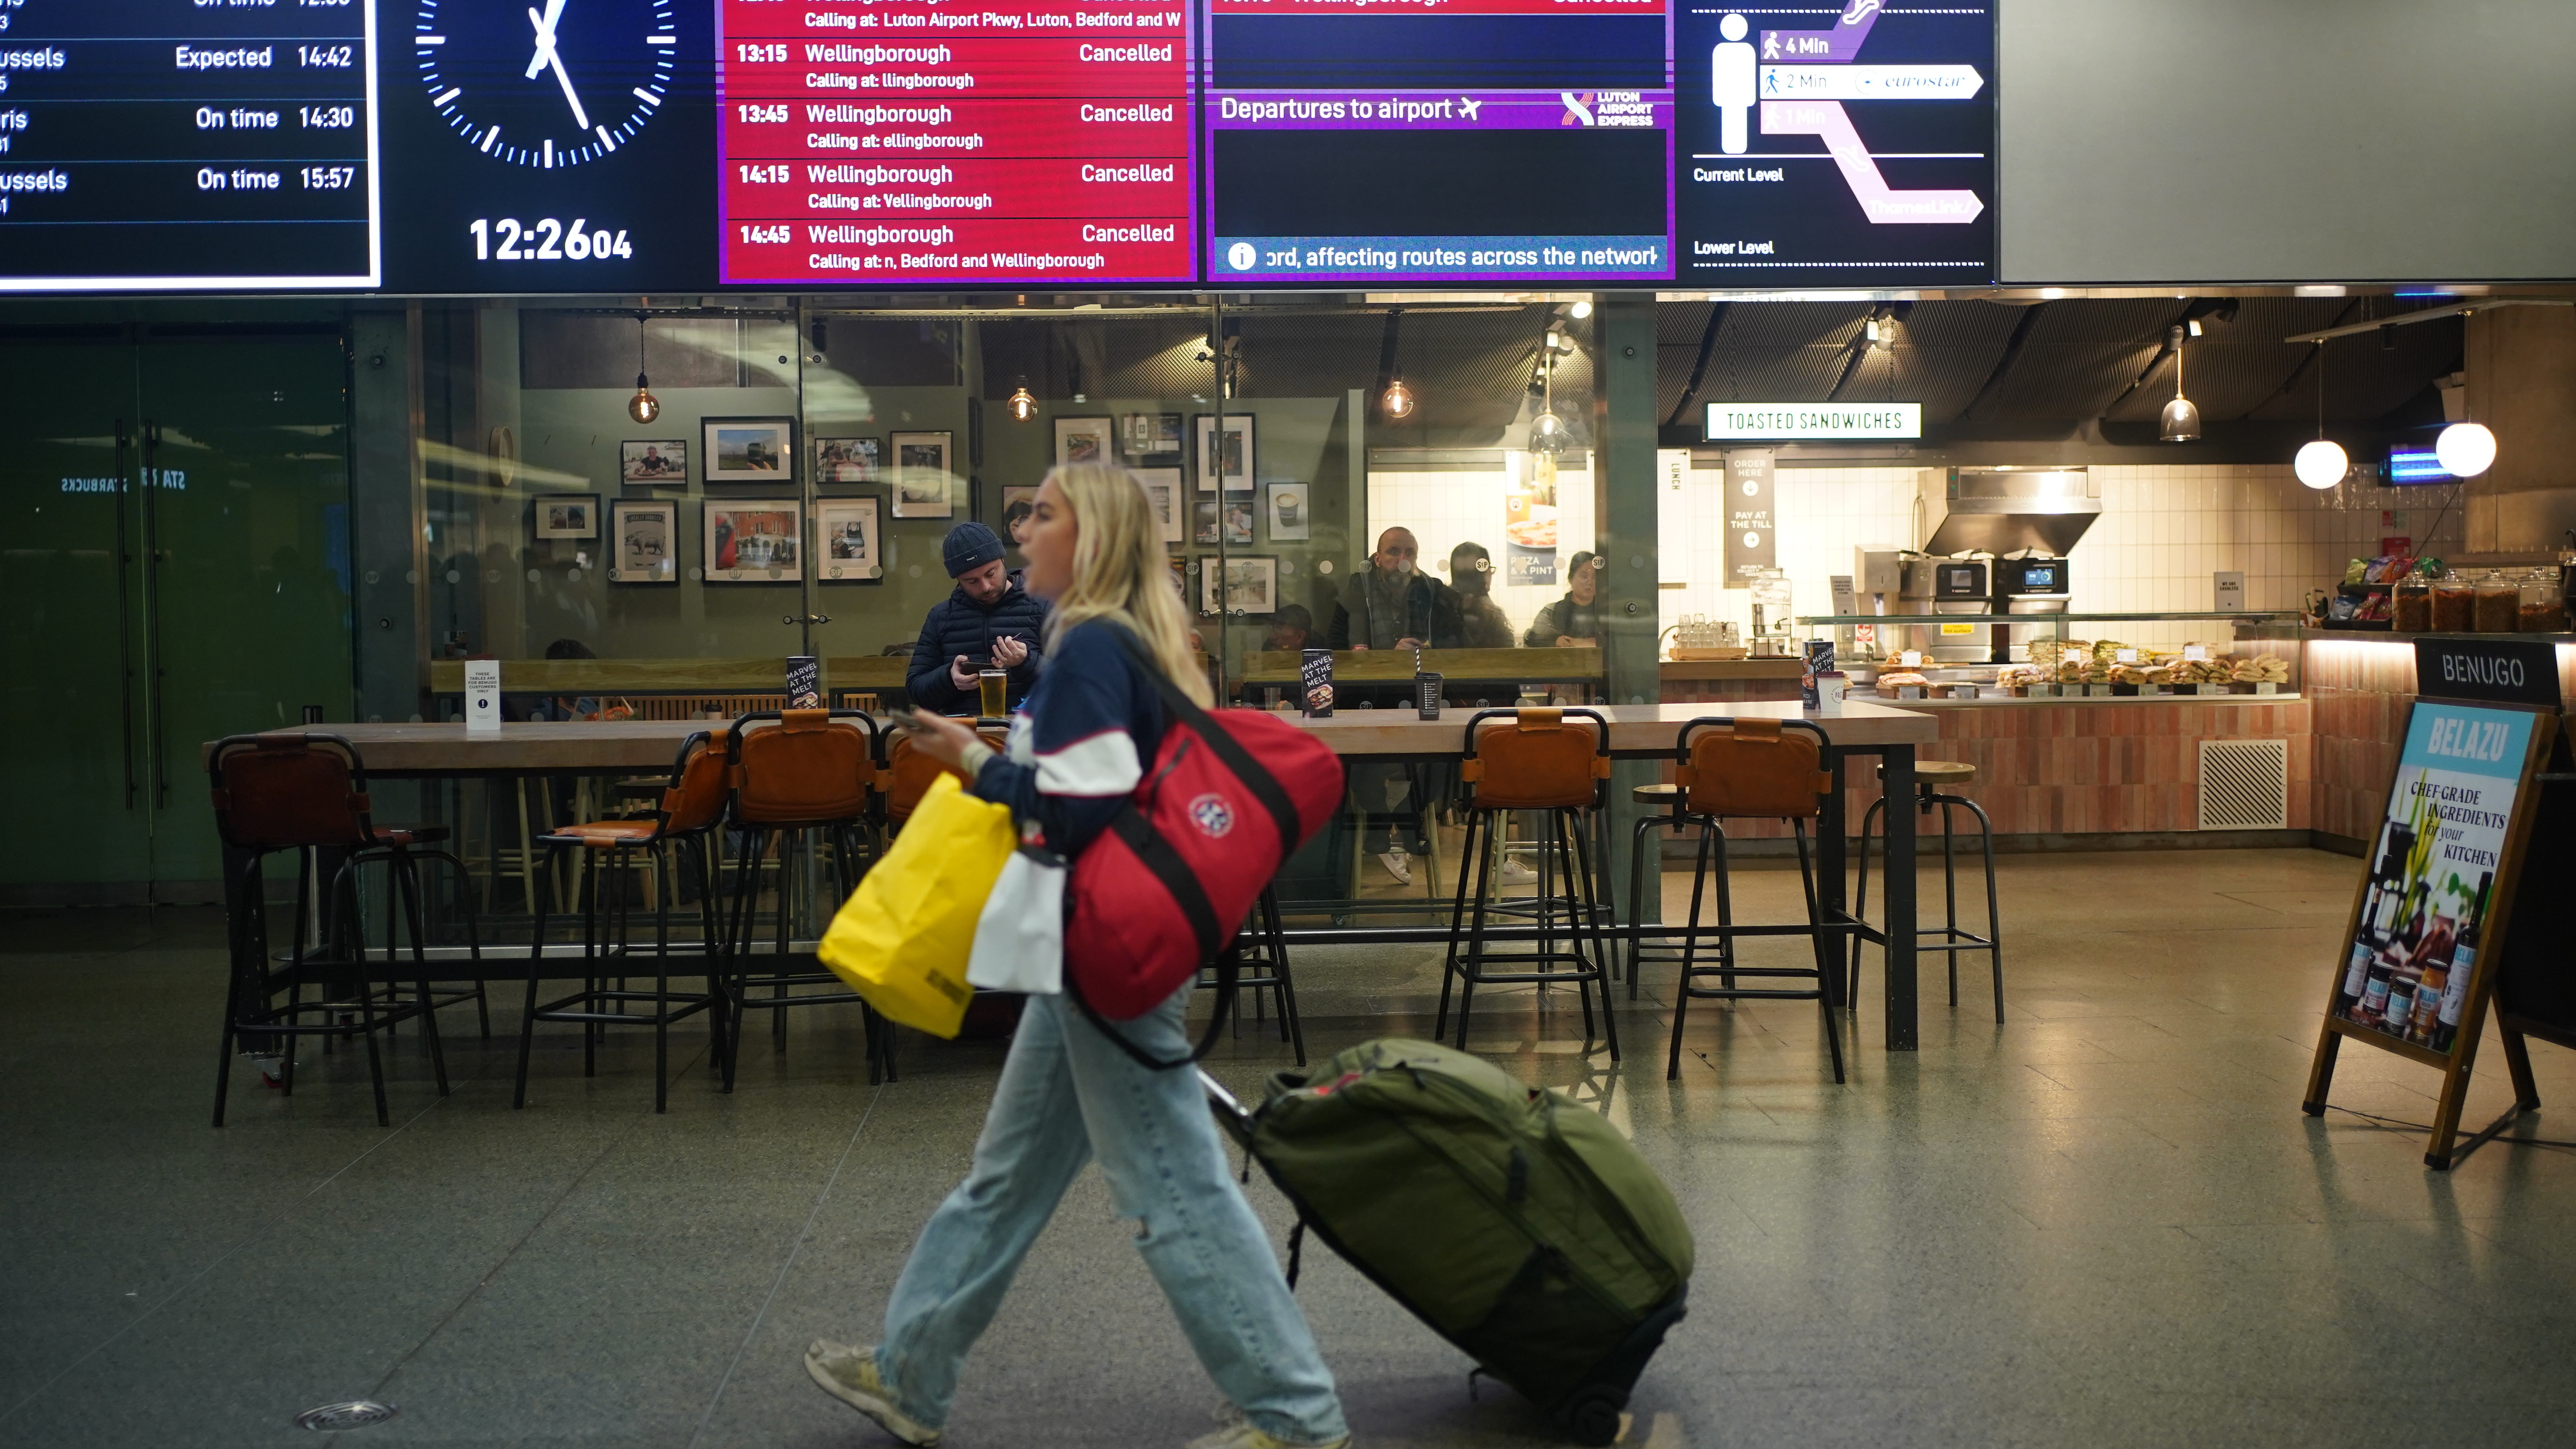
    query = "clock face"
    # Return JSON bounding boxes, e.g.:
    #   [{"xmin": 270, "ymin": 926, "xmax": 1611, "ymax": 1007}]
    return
[{"xmin": 415, "ymin": 0, "xmax": 677, "ymax": 170}]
